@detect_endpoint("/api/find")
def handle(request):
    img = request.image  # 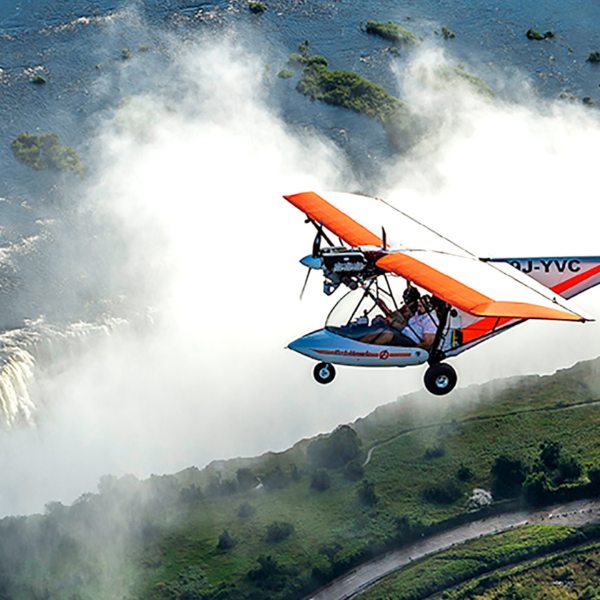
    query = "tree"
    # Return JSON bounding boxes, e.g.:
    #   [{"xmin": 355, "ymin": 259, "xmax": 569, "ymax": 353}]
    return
[
  {"xmin": 539, "ymin": 440, "xmax": 561, "ymax": 471},
  {"xmin": 555, "ymin": 457, "xmax": 582, "ymax": 484},
  {"xmin": 265, "ymin": 521, "xmax": 294, "ymax": 543},
  {"xmin": 310, "ymin": 469, "xmax": 331, "ymax": 492},
  {"xmin": 217, "ymin": 529, "xmax": 236, "ymax": 551},
  {"xmin": 262, "ymin": 467, "xmax": 290, "ymax": 491},
  {"xmin": 344, "ymin": 459, "xmax": 364, "ymax": 481},
  {"xmin": 422, "ymin": 481, "xmax": 462, "ymax": 504},
  {"xmin": 307, "ymin": 425, "xmax": 362, "ymax": 469},
  {"xmin": 319, "ymin": 543, "xmax": 342, "ymax": 566},
  {"xmin": 236, "ymin": 468, "xmax": 259, "ymax": 492},
  {"xmin": 237, "ymin": 502, "xmax": 256, "ymax": 518},
  {"xmin": 357, "ymin": 480, "xmax": 378, "ymax": 506},
  {"xmin": 456, "ymin": 463, "xmax": 473, "ymax": 482},
  {"xmin": 588, "ymin": 467, "xmax": 600, "ymax": 493},
  {"xmin": 523, "ymin": 471, "xmax": 552, "ymax": 505},
  {"xmin": 490, "ymin": 456, "xmax": 527, "ymax": 498}
]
